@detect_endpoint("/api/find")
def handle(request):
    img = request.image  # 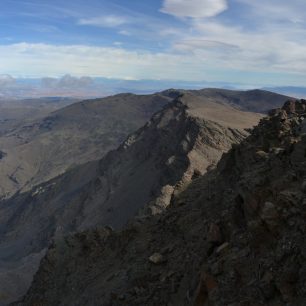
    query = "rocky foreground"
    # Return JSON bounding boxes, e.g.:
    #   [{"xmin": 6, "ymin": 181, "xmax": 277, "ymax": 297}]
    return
[{"xmin": 16, "ymin": 100, "xmax": 306, "ymax": 305}]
